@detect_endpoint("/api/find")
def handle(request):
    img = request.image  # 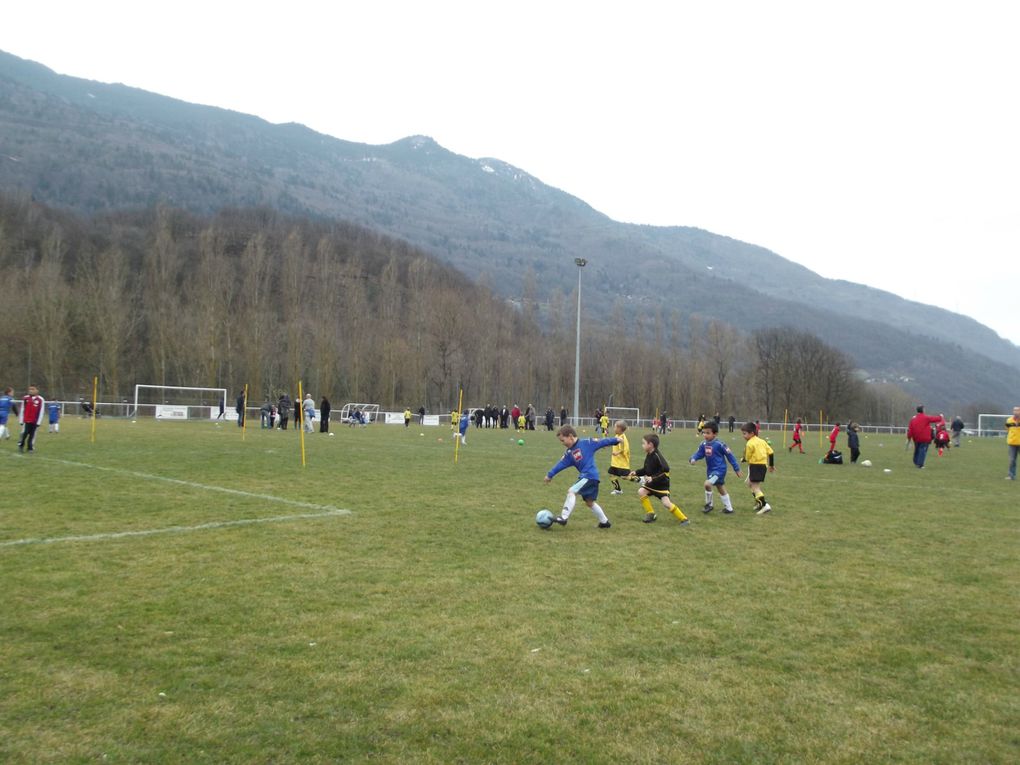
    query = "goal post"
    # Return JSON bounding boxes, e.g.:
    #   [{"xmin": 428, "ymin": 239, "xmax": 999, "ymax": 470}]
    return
[
  {"xmin": 605, "ymin": 406, "xmax": 641, "ymax": 427},
  {"xmin": 977, "ymin": 413, "xmax": 1012, "ymax": 438},
  {"xmin": 133, "ymin": 384, "xmax": 229, "ymax": 420}
]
